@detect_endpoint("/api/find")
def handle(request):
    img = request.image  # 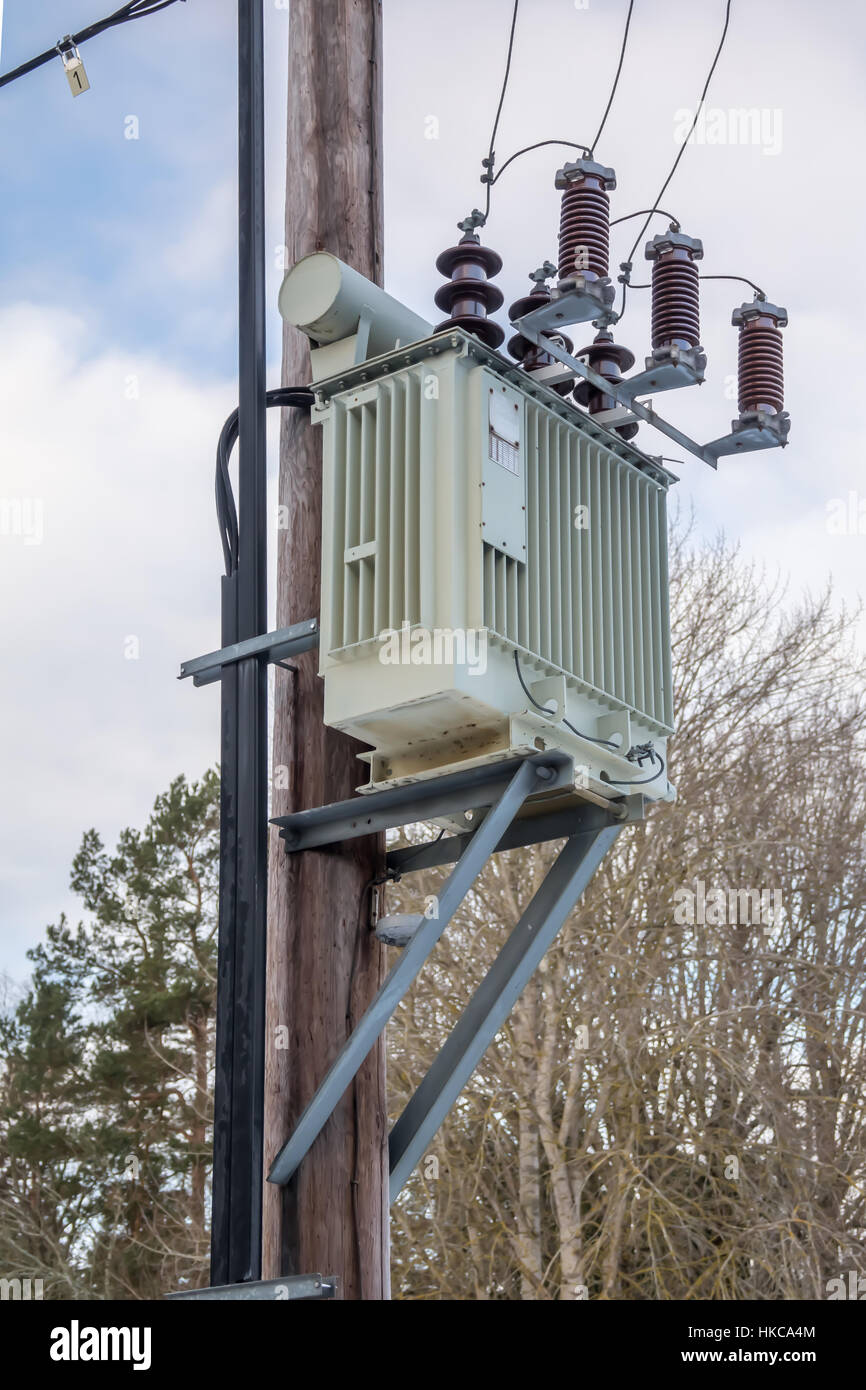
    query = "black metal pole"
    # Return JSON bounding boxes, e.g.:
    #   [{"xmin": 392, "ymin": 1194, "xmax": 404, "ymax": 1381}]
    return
[{"xmin": 211, "ymin": 0, "xmax": 268, "ymax": 1287}]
